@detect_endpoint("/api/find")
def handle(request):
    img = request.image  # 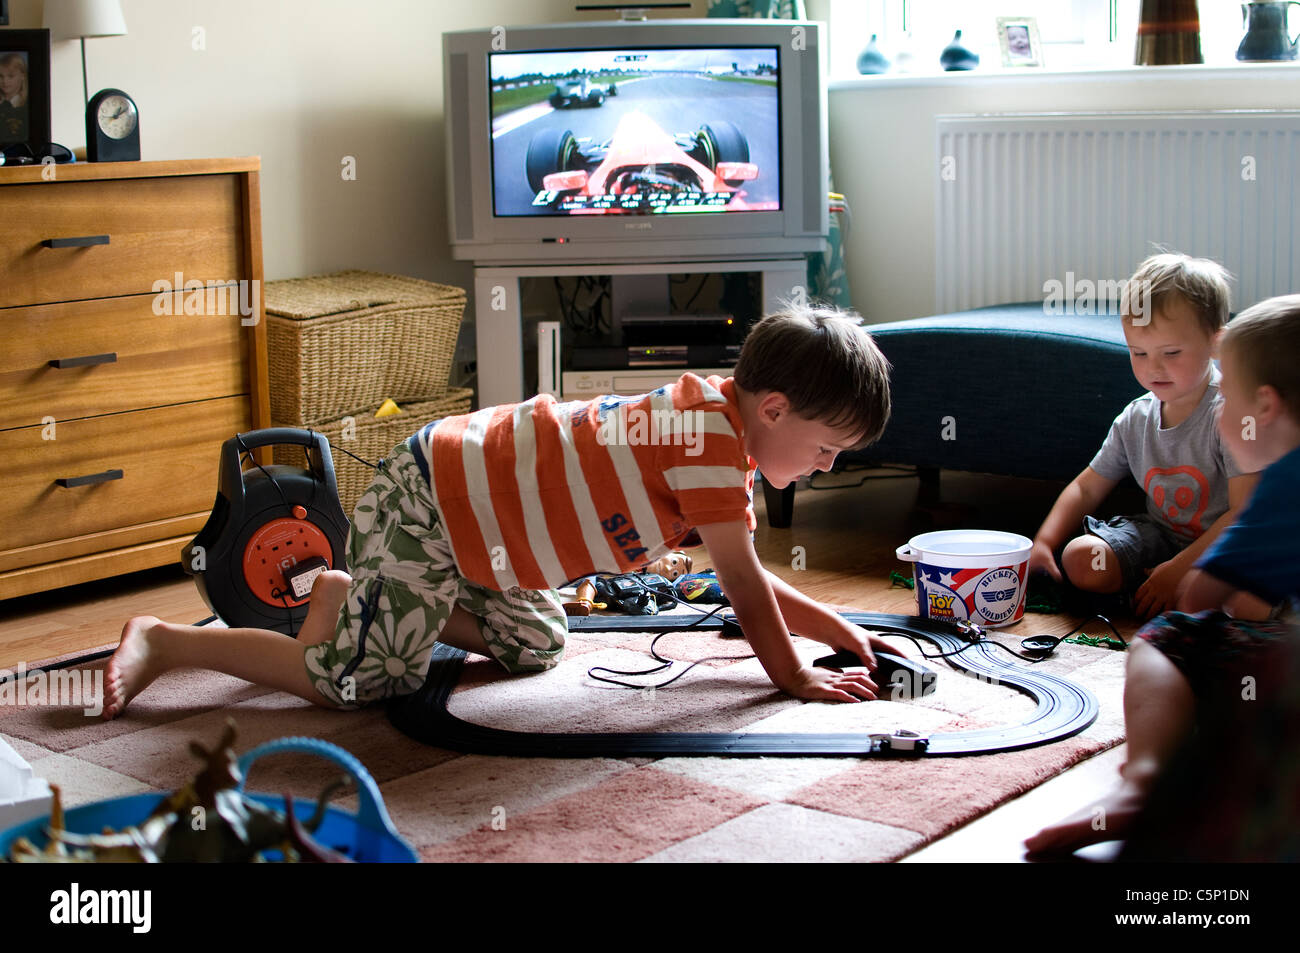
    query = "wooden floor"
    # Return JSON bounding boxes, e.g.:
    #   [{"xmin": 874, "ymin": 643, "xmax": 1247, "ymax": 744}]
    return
[{"xmin": 0, "ymin": 466, "xmax": 1134, "ymax": 861}]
